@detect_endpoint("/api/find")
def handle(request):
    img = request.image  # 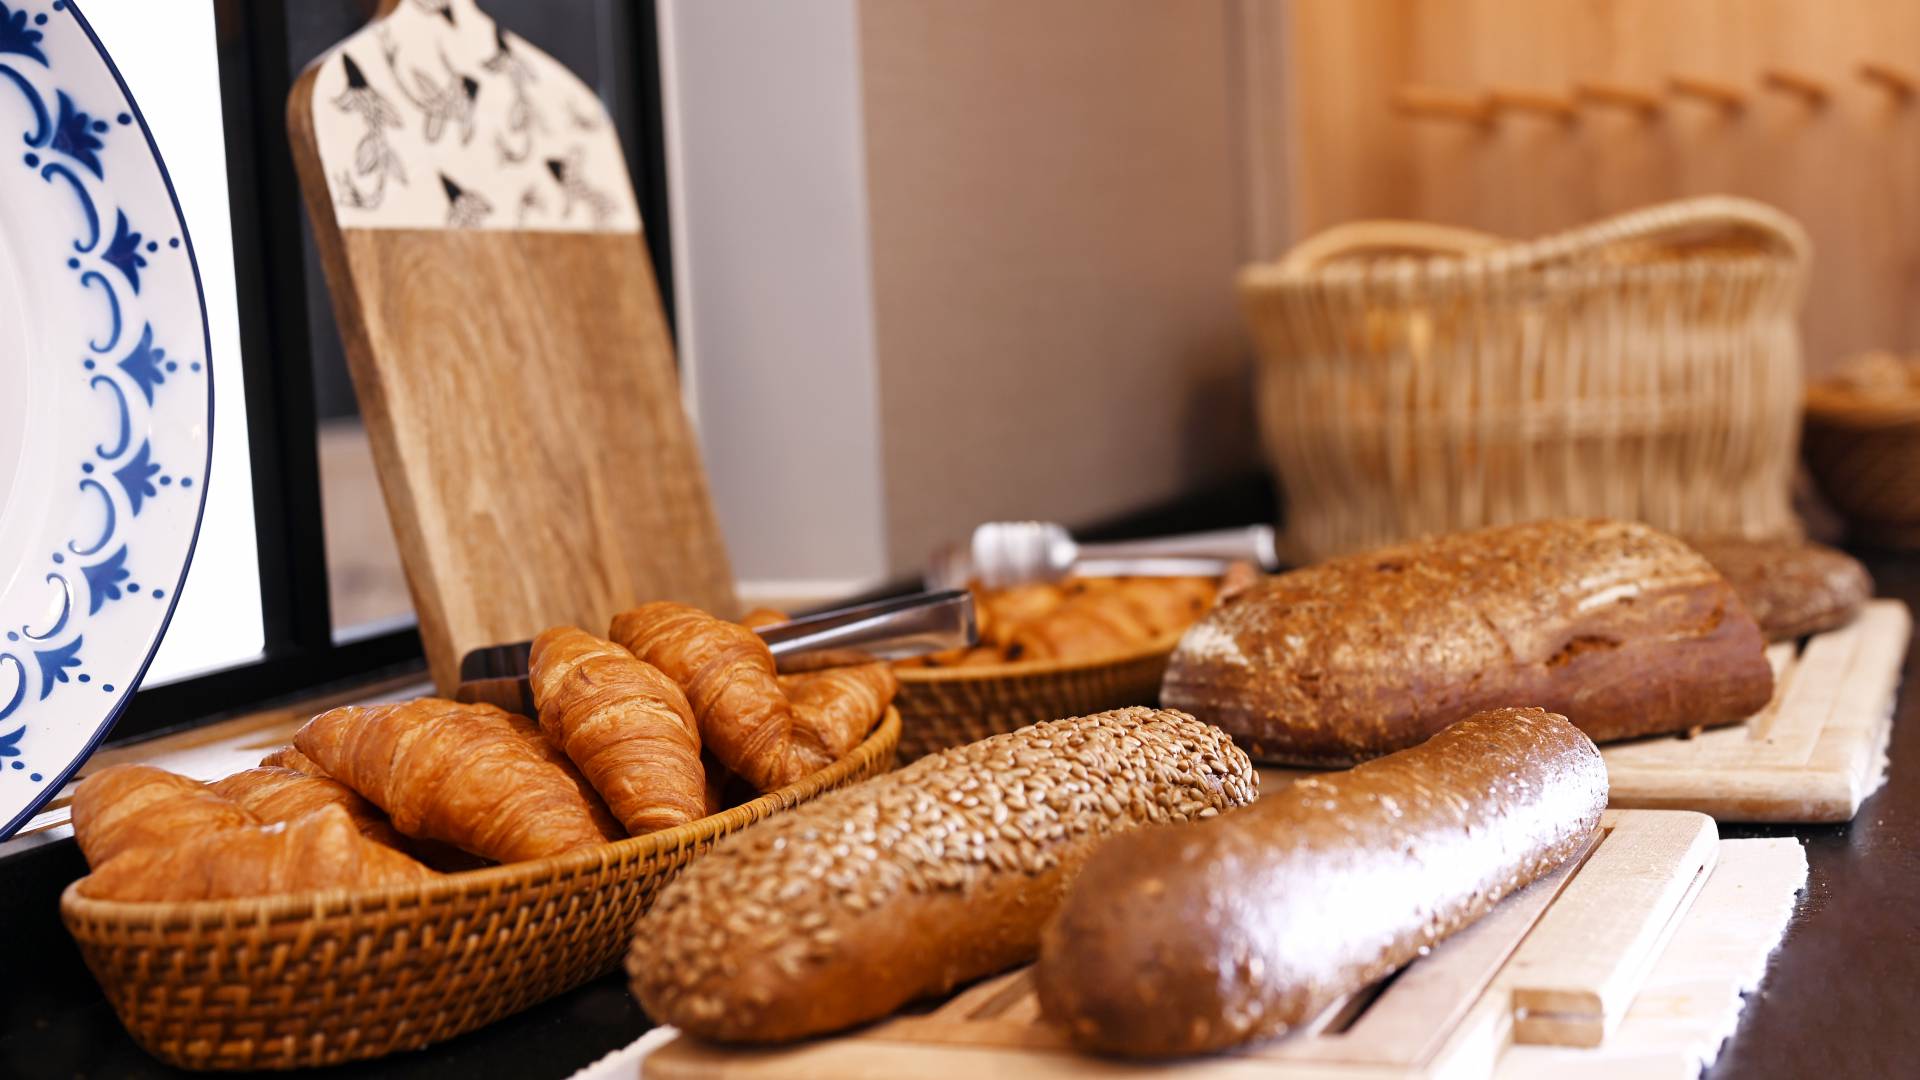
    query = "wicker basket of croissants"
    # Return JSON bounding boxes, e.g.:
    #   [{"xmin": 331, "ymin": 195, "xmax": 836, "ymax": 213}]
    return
[
  {"xmin": 58, "ymin": 603, "xmax": 900, "ymax": 1071},
  {"xmin": 892, "ymin": 569, "xmax": 1256, "ymax": 759}
]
